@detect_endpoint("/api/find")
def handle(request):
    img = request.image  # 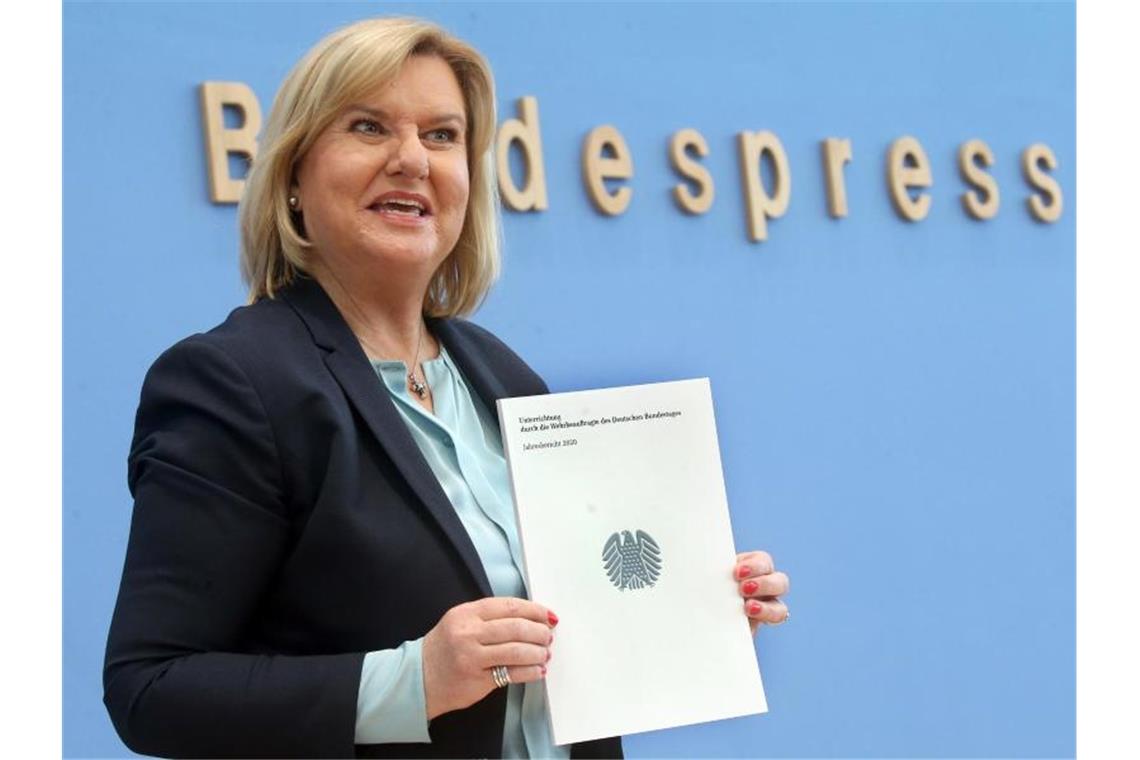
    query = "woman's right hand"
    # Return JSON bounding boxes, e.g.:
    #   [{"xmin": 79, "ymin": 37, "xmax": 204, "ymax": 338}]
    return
[{"xmin": 421, "ymin": 597, "xmax": 557, "ymax": 720}]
